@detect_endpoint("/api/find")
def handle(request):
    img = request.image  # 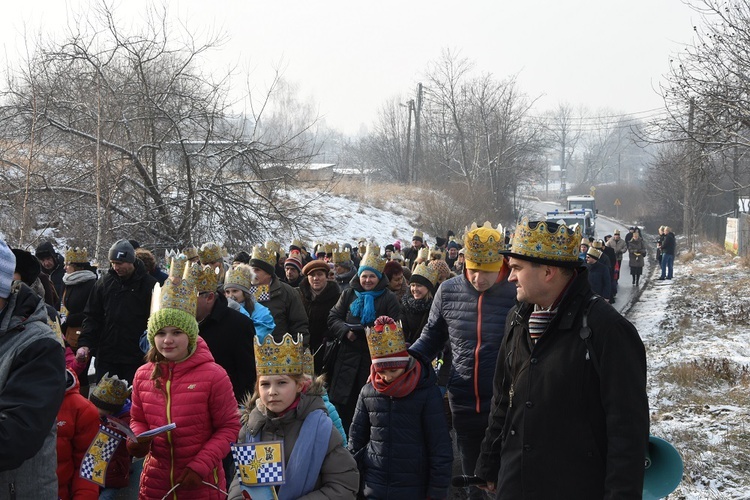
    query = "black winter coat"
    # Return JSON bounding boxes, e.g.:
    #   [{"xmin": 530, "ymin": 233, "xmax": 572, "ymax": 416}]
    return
[
  {"xmin": 297, "ymin": 279, "xmax": 341, "ymax": 373},
  {"xmin": 348, "ymin": 362, "xmax": 453, "ymax": 499},
  {"xmin": 661, "ymin": 231, "xmax": 676, "ymax": 255},
  {"xmin": 198, "ymin": 293, "xmax": 256, "ymax": 403},
  {"xmin": 587, "ymin": 260, "xmax": 612, "ymax": 300},
  {"xmin": 326, "ymin": 275, "xmax": 401, "ymax": 428},
  {"xmin": 78, "ymin": 259, "xmax": 157, "ymax": 365},
  {"xmin": 475, "ymin": 269, "xmax": 649, "ymax": 499},
  {"xmin": 61, "ymin": 272, "xmax": 97, "ymax": 316},
  {"xmin": 260, "ymin": 276, "xmax": 309, "ymax": 343},
  {"xmin": 409, "ymin": 271, "xmax": 516, "ymax": 415}
]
